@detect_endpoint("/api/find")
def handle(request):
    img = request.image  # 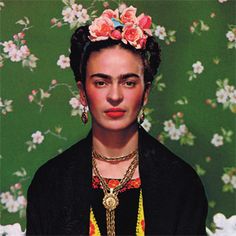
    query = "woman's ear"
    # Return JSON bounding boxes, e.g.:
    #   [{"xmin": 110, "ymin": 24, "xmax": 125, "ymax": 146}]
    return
[
  {"xmin": 143, "ymin": 82, "xmax": 151, "ymax": 106},
  {"xmin": 77, "ymin": 81, "xmax": 88, "ymax": 106}
]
